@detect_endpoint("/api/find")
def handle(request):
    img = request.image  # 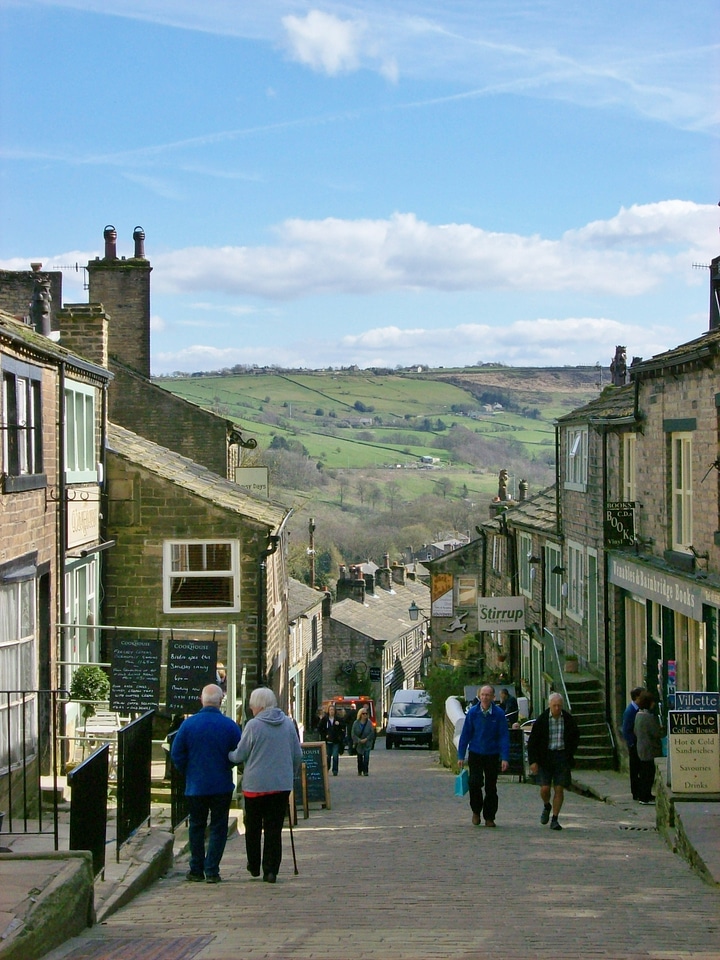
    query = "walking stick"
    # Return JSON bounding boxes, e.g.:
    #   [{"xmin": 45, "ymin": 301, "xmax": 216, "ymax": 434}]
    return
[{"xmin": 287, "ymin": 797, "xmax": 299, "ymax": 875}]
